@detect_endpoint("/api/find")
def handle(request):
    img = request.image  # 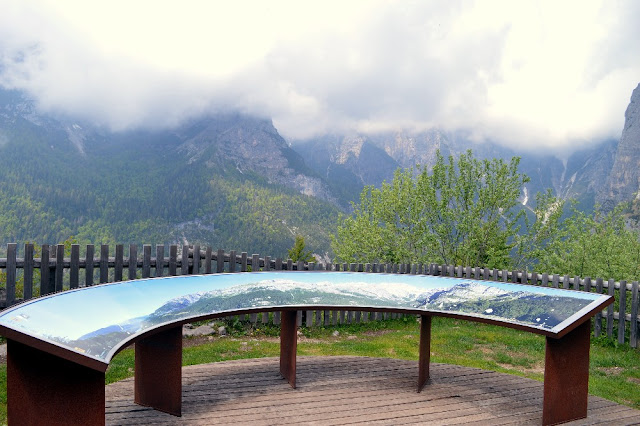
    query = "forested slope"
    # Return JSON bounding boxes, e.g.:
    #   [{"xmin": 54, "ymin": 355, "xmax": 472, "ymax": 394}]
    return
[{"xmin": 0, "ymin": 94, "xmax": 340, "ymax": 257}]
